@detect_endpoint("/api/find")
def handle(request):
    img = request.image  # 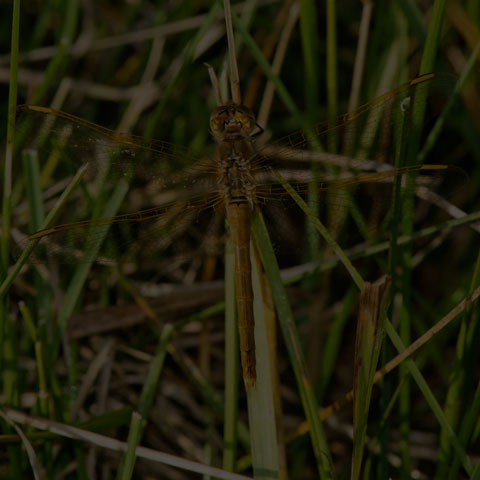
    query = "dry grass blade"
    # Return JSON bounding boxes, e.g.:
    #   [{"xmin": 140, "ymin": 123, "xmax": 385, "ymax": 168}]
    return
[
  {"xmin": 3, "ymin": 409, "xmax": 251, "ymax": 480},
  {"xmin": 0, "ymin": 409, "xmax": 45, "ymax": 480},
  {"xmin": 351, "ymin": 275, "xmax": 391, "ymax": 480}
]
